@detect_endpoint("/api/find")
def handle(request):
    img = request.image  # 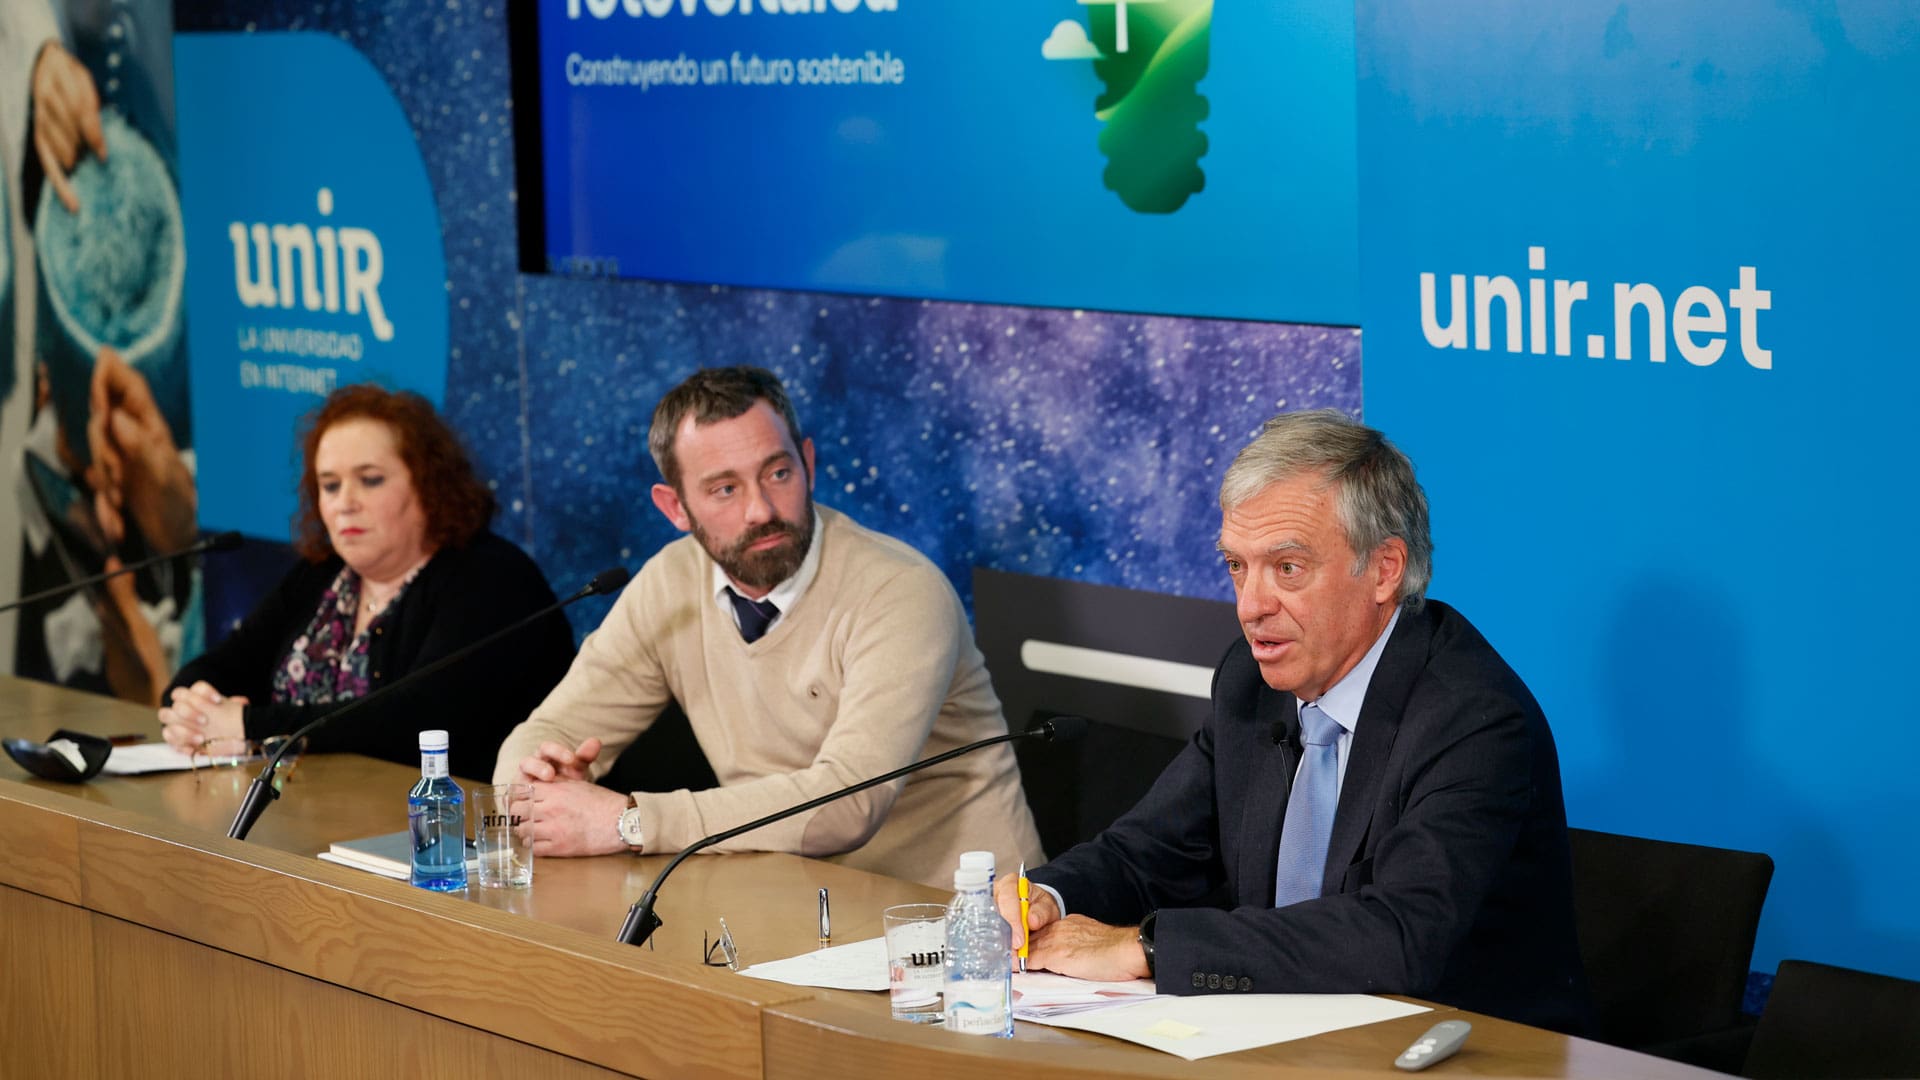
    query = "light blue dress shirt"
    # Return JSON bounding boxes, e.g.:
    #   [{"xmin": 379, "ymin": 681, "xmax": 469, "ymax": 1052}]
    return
[
  {"xmin": 1297, "ymin": 605, "xmax": 1402, "ymax": 792},
  {"xmin": 1038, "ymin": 604, "xmax": 1404, "ymax": 919}
]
